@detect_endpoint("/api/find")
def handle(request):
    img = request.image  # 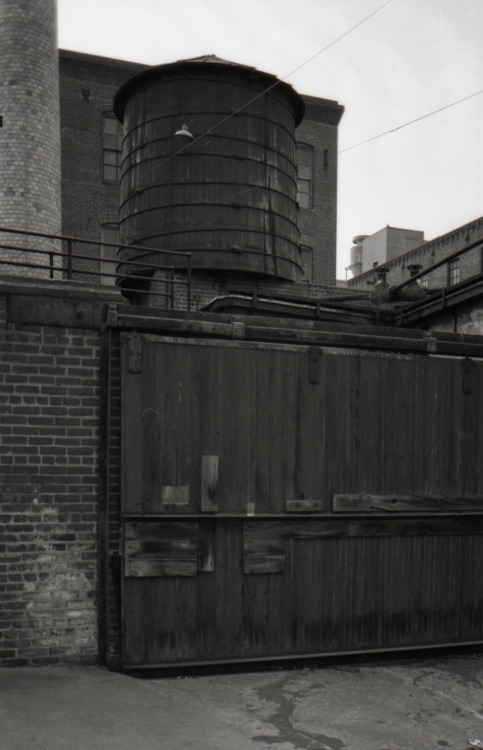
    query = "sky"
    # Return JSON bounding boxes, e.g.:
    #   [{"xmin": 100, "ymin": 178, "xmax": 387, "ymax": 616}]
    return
[{"xmin": 58, "ymin": 0, "xmax": 482, "ymax": 279}]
